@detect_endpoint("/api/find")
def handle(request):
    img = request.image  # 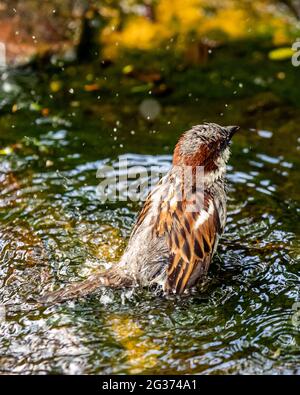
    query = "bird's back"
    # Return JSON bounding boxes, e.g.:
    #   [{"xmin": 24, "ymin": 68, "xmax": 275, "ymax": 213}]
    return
[{"xmin": 117, "ymin": 168, "xmax": 227, "ymax": 293}]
